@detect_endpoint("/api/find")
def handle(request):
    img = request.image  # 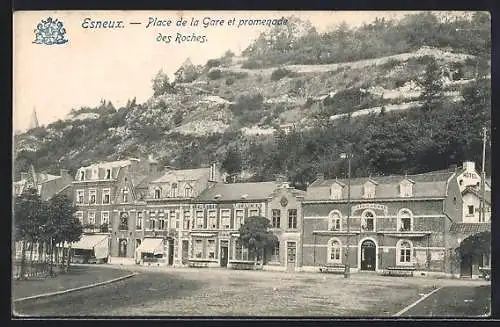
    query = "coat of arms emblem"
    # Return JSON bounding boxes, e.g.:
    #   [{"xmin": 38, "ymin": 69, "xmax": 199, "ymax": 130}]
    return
[
  {"xmin": 33, "ymin": 17, "xmax": 68, "ymax": 45},
  {"xmin": 280, "ymin": 196, "xmax": 288, "ymax": 207}
]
